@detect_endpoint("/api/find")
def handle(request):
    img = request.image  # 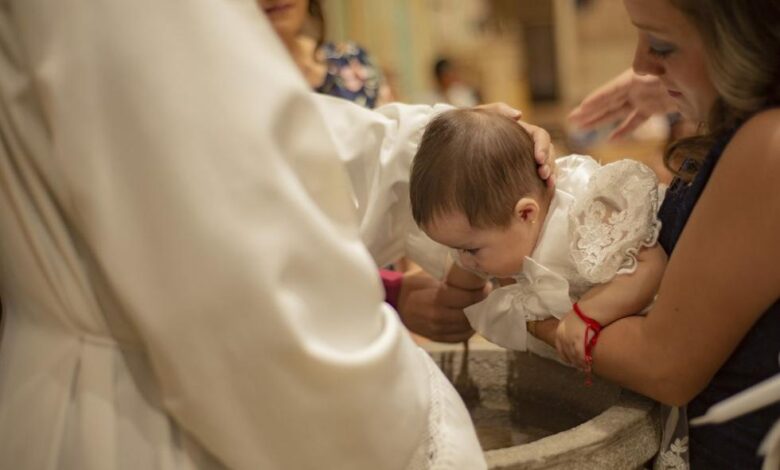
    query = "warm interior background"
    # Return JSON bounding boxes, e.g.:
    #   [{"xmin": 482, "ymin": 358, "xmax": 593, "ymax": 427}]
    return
[{"xmin": 322, "ymin": 0, "xmax": 672, "ymax": 181}]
